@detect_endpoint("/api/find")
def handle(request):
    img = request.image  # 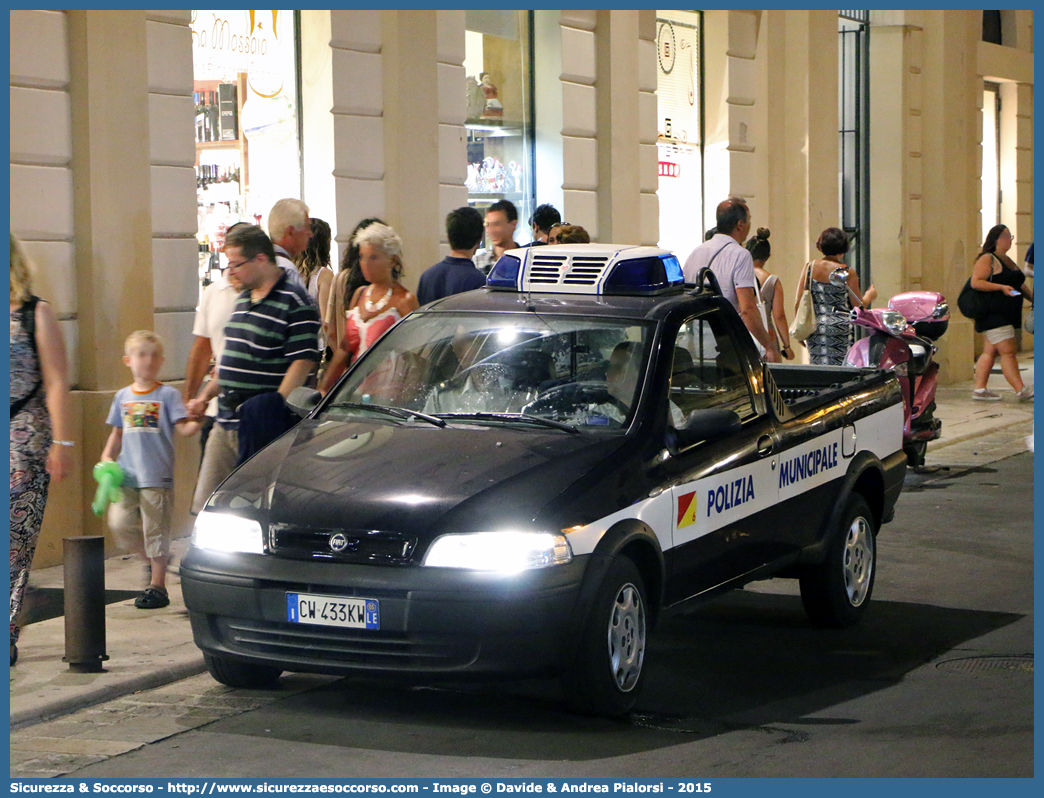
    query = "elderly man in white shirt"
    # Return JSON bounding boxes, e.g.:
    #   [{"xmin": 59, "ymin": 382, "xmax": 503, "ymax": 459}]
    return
[
  {"xmin": 683, "ymin": 197, "xmax": 781, "ymax": 363},
  {"xmin": 183, "ymin": 267, "xmax": 241, "ymax": 473}
]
